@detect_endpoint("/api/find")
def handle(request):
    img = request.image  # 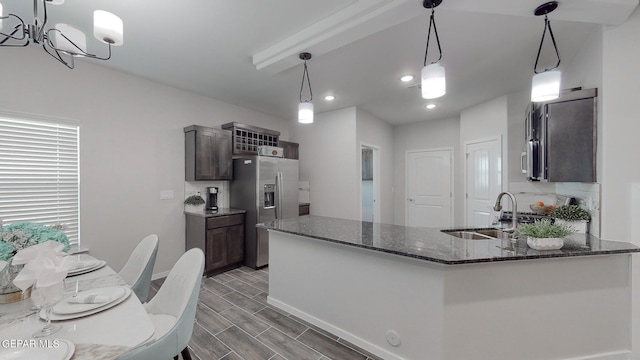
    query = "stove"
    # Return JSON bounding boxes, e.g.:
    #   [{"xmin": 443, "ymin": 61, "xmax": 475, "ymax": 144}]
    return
[{"xmin": 499, "ymin": 211, "xmax": 552, "ymax": 224}]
